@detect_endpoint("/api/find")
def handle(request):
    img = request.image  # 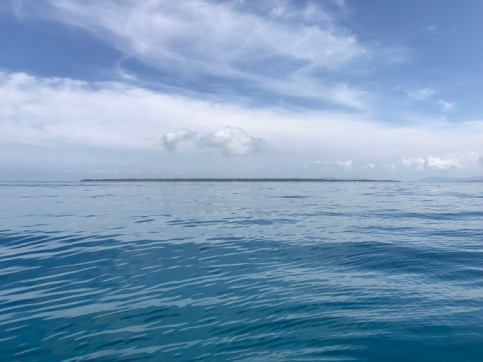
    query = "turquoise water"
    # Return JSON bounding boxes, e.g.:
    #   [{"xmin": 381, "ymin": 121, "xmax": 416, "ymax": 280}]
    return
[{"xmin": 1, "ymin": 181, "xmax": 483, "ymax": 361}]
